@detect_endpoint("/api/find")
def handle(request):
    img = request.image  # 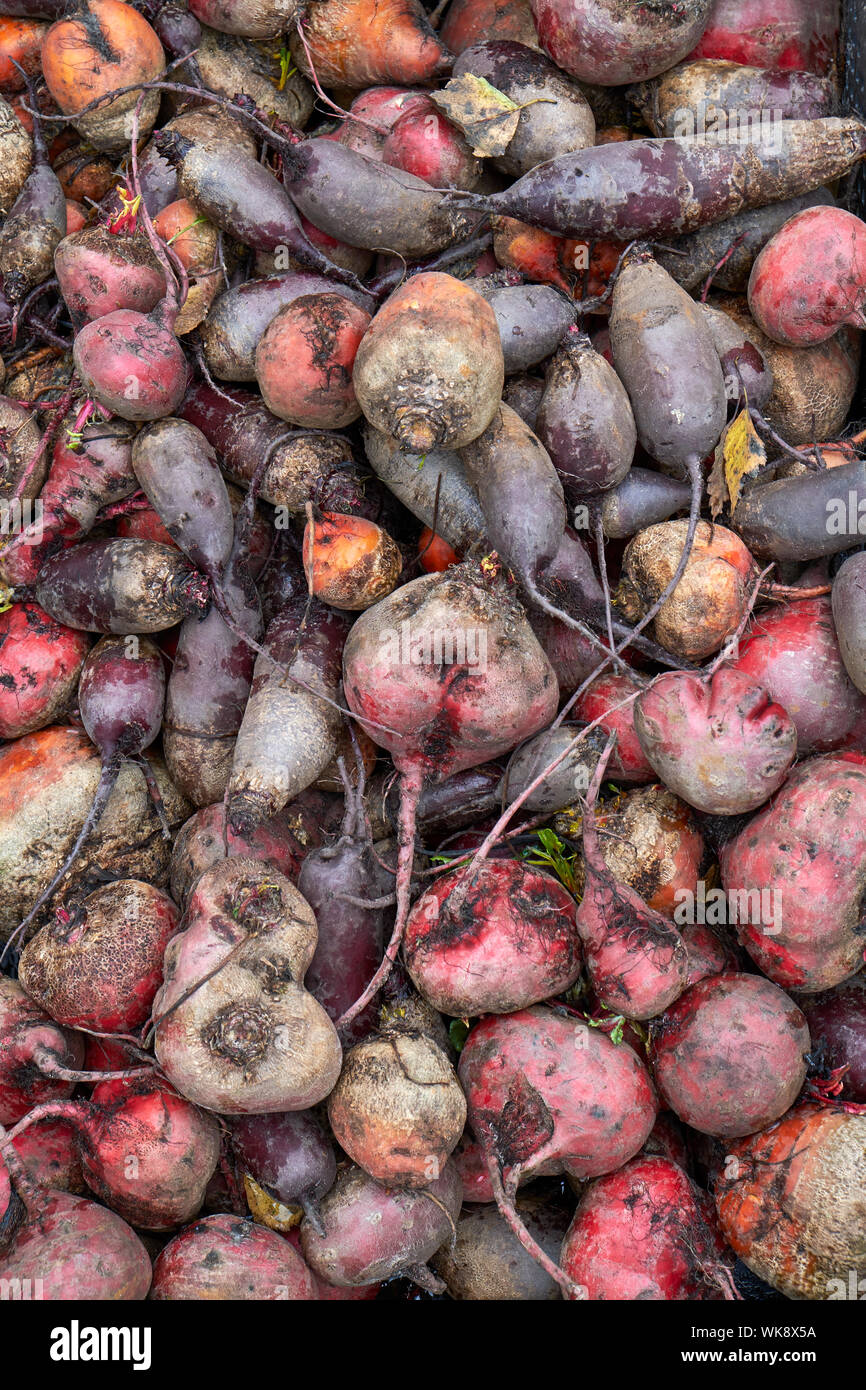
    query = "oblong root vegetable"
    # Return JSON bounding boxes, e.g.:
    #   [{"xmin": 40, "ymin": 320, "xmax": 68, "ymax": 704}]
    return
[
  {"xmin": 536, "ymin": 326, "xmax": 635, "ymax": 497},
  {"xmin": 650, "ymin": 972, "xmax": 810, "ymax": 1138},
  {"xmin": 719, "ymin": 755, "xmax": 866, "ymax": 992},
  {"xmin": 714, "ymin": 1103, "xmax": 866, "ymax": 1299},
  {"xmin": 432, "ymin": 1191, "xmax": 571, "ymax": 1299},
  {"xmin": 327, "ymin": 1029, "xmax": 466, "ymax": 1188},
  {"xmin": 0, "ymin": 1191, "xmax": 152, "ymax": 1299},
  {"xmin": 151, "ymin": 1213, "xmax": 315, "ymax": 1299},
  {"xmin": 153, "ymin": 857, "xmax": 342, "ymax": 1113},
  {"xmin": 404, "ymin": 858, "xmax": 582, "ymax": 1016},
  {"xmin": 353, "ymin": 272, "xmax": 504, "ymax": 452},
  {"xmin": 634, "ymin": 668, "xmax": 798, "ymax": 815},
  {"xmin": 36, "ymin": 538, "xmax": 208, "ymax": 633},
  {"xmin": 529, "ymin": 0, "xmax": 715, "ymax": 85}
]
